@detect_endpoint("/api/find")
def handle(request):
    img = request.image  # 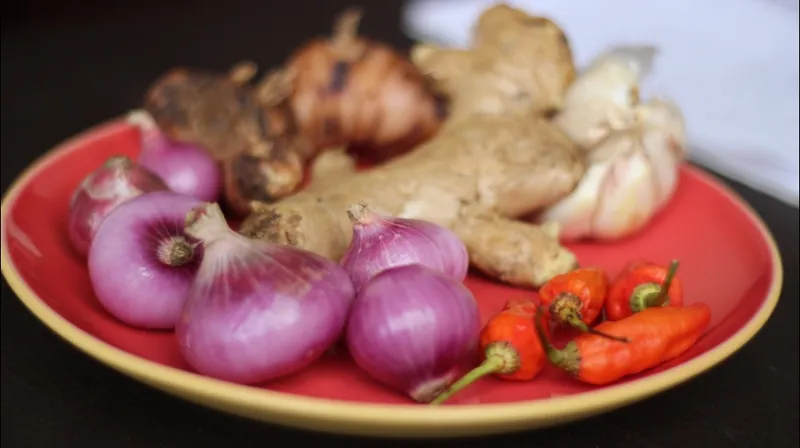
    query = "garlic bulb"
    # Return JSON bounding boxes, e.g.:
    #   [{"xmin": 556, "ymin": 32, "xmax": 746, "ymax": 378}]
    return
[
  {"xmin": 554, "ymin": 46, "xmax": 658, "ymax": 149},
  {"xmin": 538, "ymin": 45, "xmax": 686, "ymax": 241},
  {"xmin": 538, "ymin": 98, "xmax": 686, "ymax": 241}
]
